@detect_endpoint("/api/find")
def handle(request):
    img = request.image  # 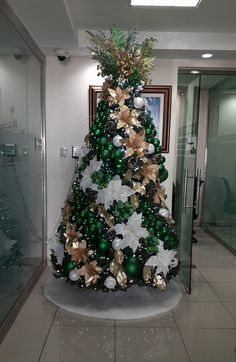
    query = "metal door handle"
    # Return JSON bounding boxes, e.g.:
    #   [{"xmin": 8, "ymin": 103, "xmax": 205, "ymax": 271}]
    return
[
  {"xmin": 183, "ymin": 168, "xmax": 194, "ymax": 214},
  {"xmin": 195, "ymin": 168, "xmax": 201, "ymax": 216}
]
